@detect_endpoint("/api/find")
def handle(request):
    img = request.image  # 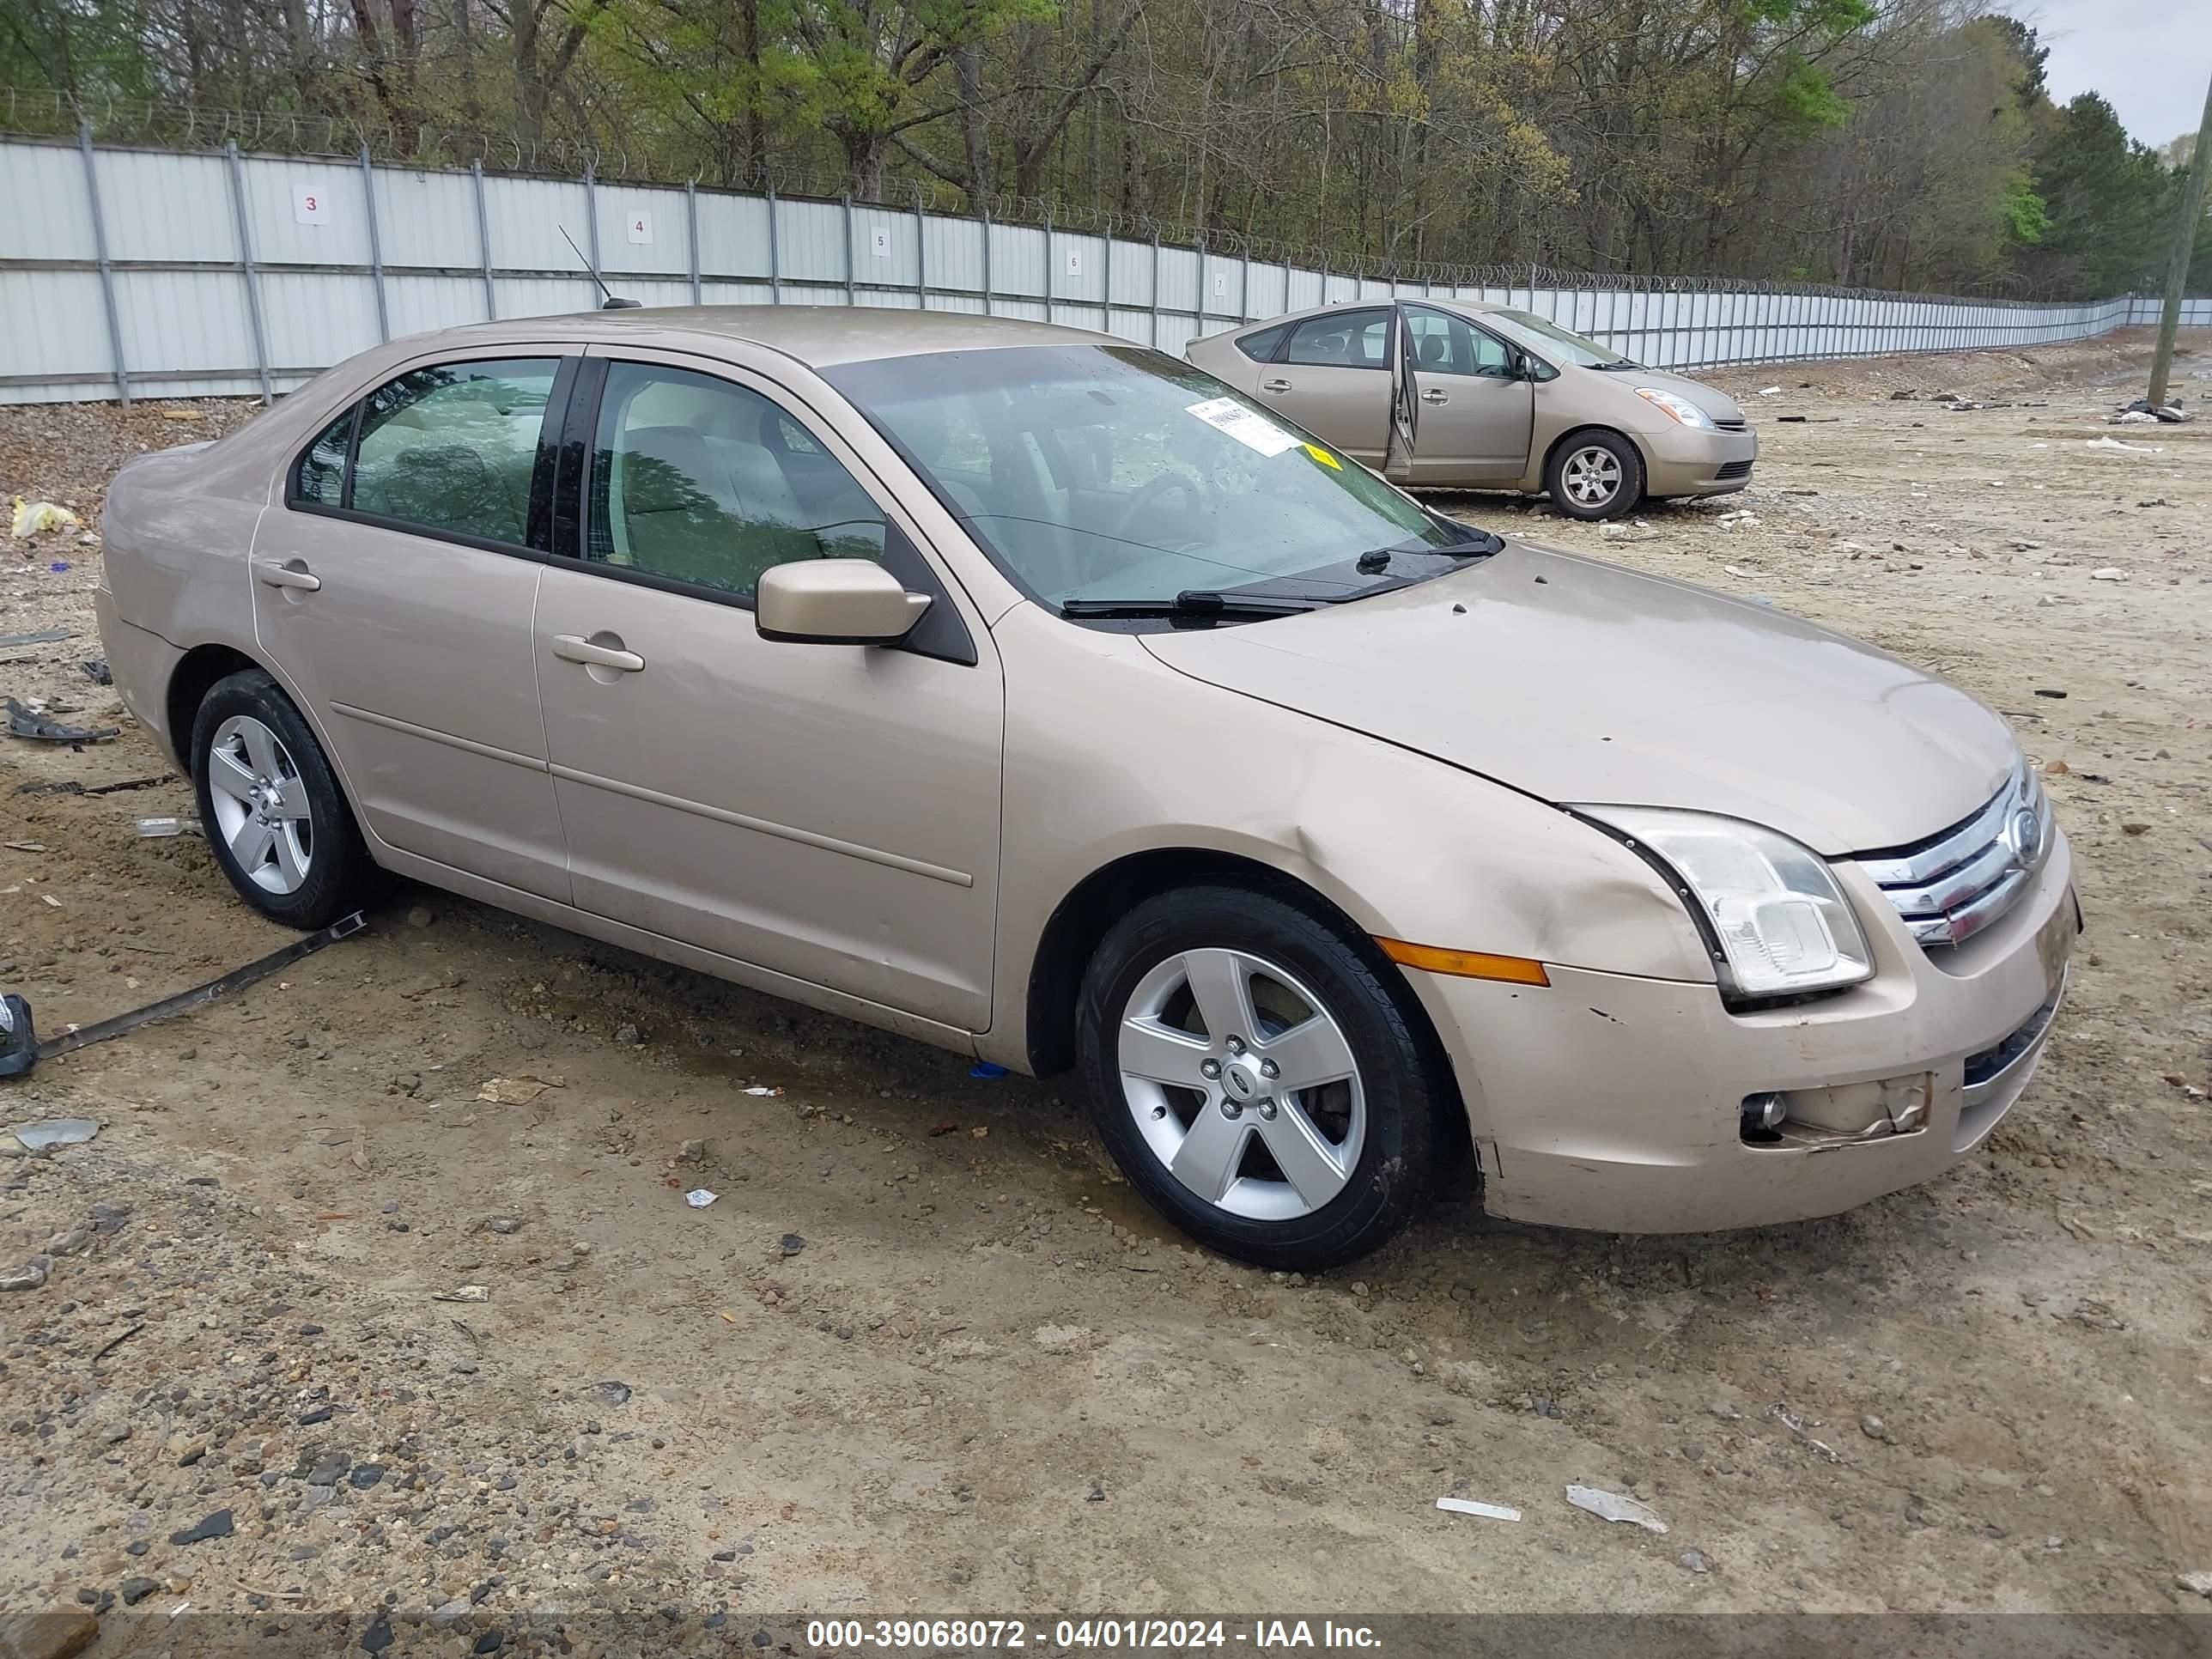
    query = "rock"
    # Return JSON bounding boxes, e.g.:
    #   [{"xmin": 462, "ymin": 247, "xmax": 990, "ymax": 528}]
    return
[
  {"xmin": 168, "ymin": 1509, "xmax": 234, "ymax": 1546},
  {"xmin": 299, "ymin": 1405, "xmax": 335, "ymax": 1425},
  {"xmin": 0, "ymin": 1607, "xmax": 100, "ymax": 1659},
  {"xmin": 589, "ymin": 1381, "xmax": 632, "ymax": 1408},
  {"xmin": 484, "ymin": 1217, "xmax": 521, "ymax": 1235},
  {"xmin": 2122, "ymin": 823, "xmax": 2150, "ymax": 836},
  {"xmin": 44, "ymin": 1227, "xmax": 92, "ymax": 1257},
  {"xmin": 613, "ymin": 1024, "xmax": 642, "ymax": 1045},
  {"xmin": 405, "ymin": 906, "xmax": 434, "ymax": 928},
  {"xmin": 1680, "ymin": 1550, "xmax": 1711, "ymax": 1573},
  {"xmin": 0, "ymin": 1255, "xmax": 53, "ymax": 1292},
  {"xmin": 9, "ymin": 1119, "xmax": 99, "ymax": 1153},
  {"xmin": 116, "ymin": 1578, "xmax": 159, "ymax": 1607},
  {"xmin": 349, "ymin": 1464, "xmax": 386, "ymax": 1490},
  {"xmin": 779, "ymin": 1234, "xmax": 805, "ymax": 1257},
  {"xmin": 1860, "ymin": 1414, "xmax": 1893, "ymax": 1443},
  {"xmin": 2179, "ymin": 1570, "xmax": 2212, "ymax": 1597}
]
